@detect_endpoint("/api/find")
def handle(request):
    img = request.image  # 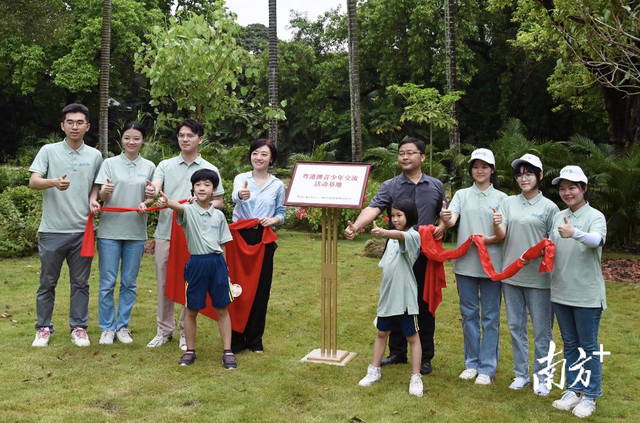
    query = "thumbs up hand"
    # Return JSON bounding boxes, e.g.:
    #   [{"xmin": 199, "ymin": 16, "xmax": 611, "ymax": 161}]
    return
[
  {"xmin": 558, "ymin": 216, "xmax": 576, "ymax": 238},
  {"xmin": 441, "ymin": 200, "xmax": 452, "ymax": 222},
  {"xmin": 238, "ymin": 180, "xmax": 251, "ymax": 200},
  {"xmin": 492, "ymin": 207, "xmax": 503, "ymax": 227},
  {"xmin": 55, "ymin": 174, "xmax": 70, "ymax": 191},
  {"xmin": 103, "ymin": 178, "xmax": 115, "ymax": 195},
  {"xmin": 157, "ymin": 191, "xmax": 168, "ymax": 208},
  {"xmin": 344, "ymin": 220, "xmax": 357, "ymax": 241},
  {"xmin": 371, "ymin": 220, "xmax": 385, "ymax": 238},
  {"xmin": 144, "ymin": 179, "xmax": 156, "ymax": 199}
]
